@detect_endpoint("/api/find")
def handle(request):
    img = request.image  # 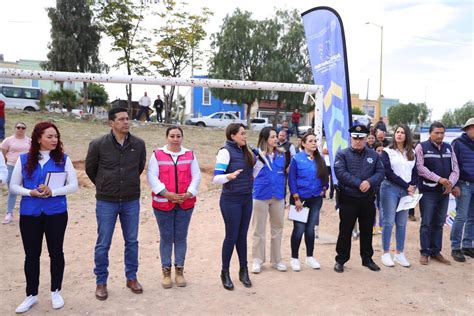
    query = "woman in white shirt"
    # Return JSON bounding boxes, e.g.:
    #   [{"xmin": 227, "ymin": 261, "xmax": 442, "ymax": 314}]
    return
[
  {"xmin": 380, "ymin": 124, "xmax": 418, "ymax": 267},
  {"xmin": 147, "ymin": 126, "xmax": 201, "ymax": 289},
  {"xmin": 10, "ymin": 122, "xmax": 78, "ymax": 313}
]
